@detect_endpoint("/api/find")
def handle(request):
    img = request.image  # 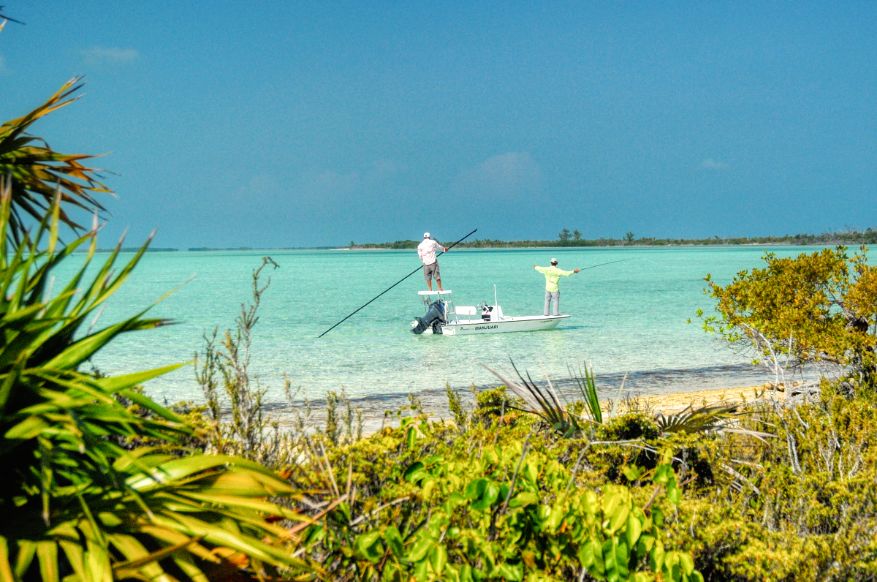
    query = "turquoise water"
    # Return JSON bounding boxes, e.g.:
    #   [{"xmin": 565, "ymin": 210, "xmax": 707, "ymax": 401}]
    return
[{"xmin": 82, "ymin": 245, "xmax": 854, "ymax": 405}]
